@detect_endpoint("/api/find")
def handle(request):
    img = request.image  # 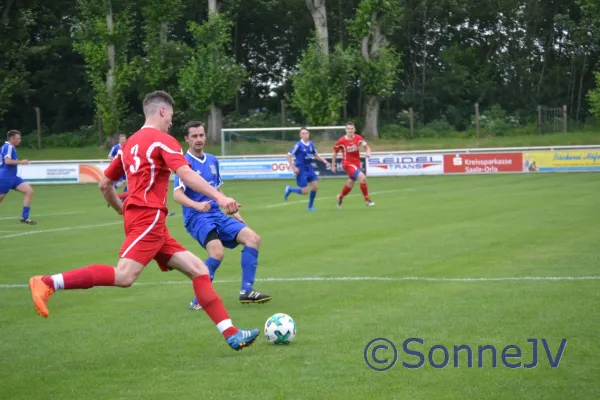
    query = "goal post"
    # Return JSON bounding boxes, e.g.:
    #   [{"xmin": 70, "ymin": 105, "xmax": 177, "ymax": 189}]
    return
[{"xmin": 220, "ymin": 125, "xmax": 347, "ymax": 157}]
